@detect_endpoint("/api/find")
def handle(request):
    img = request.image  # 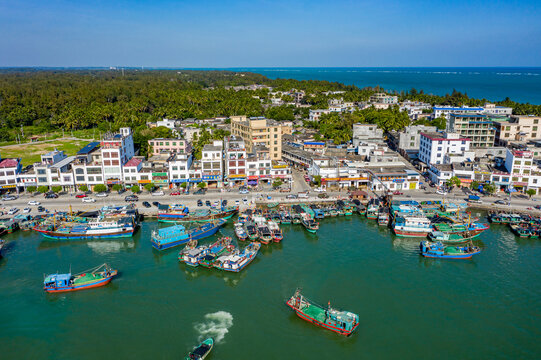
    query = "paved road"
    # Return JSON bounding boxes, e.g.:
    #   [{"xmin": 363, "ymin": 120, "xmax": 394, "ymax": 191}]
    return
[{"xmin": 291, "ymin": 169, "xmax": 311, "ymax": 193}]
